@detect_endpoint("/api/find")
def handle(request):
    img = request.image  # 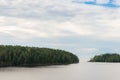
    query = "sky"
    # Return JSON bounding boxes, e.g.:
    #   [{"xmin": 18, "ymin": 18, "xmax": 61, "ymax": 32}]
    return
[{"xmin": 0, "ymin": 0, "xmax": 120, "ymax": 61}]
